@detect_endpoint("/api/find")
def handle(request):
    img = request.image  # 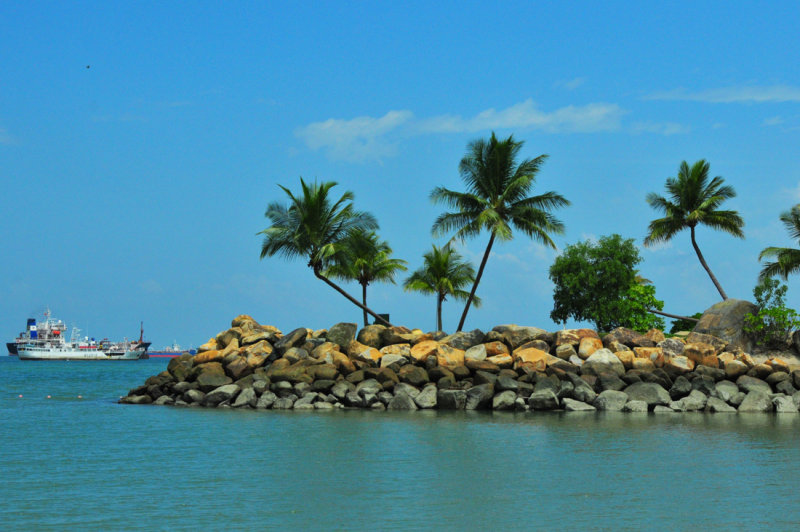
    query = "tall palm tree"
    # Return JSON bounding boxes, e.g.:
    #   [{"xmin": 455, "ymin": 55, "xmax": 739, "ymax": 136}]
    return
[
  {"xmin": 259, "ymin": 177, "xmax": 392, "ymax": 326},
  {"xmin": 325, "ymin": 231, "xmax": 408, "ymax": 326},
  {"xmin": 431, "ymin": 132, "xmax": 569, "ymax": 332},
  {"xmin": 758, "ymin": 204, "xmax": 800, "ymax": 280},
  {"xmin": 644, "ymin": 159, "xmax": 744, "ymax": 300},
  {"xmin": 403, "ymin": 245, "xmax": 479, "ymax": 332}
]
